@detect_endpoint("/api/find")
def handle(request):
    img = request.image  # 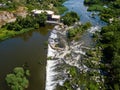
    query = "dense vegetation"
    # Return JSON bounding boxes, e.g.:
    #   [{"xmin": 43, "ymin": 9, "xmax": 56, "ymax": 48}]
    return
[
  {"xmin": 0, "ymin": 0, "xmax": 67, "ymax": 41},
  {"xmin": 67, "ymin": 22, "xmax": 91, "ymax": 40},
  {"xmin": 100, "ymin": 21, "xmax": 120, "ymax": 90},
  {"xmin": 84, "ymin": 0, "xmax": 120, "ymax": 22},
  {"xmin": 84, "ymin": 0, "xmax": 120, "ymax": 89},
  {"xmin": 61, "ymin": 12, "xmax": 80, "ymax": 26},
  {"xmin": 5, "ymin": 67, "xmax": 30, "ymax": 90},
  {"xmin": 0, "ymin": 0, "xmax": 67, "ymax": 14},
  {"xmin": 0, "ymin": 13, "xmax": 47, "ymax": 41},
  {"xmin": 4, "ymin": 13, "xmax": 47, "ymax": 30}
]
